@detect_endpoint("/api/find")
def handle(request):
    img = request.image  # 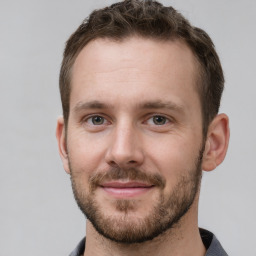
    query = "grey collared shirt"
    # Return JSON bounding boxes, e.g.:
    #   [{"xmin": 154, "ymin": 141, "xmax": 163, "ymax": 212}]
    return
[{"xmin": 69, "ymin": 229, "xmax": 228, "ymax": 256}]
